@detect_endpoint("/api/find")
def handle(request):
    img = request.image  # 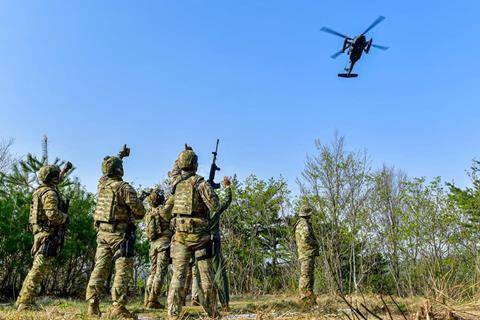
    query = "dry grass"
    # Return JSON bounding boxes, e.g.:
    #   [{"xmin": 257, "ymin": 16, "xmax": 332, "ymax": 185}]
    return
[{"xmin": 0, "ymin": 294, "xmax": 479, "ymax": 320}]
